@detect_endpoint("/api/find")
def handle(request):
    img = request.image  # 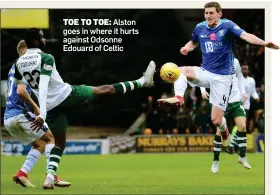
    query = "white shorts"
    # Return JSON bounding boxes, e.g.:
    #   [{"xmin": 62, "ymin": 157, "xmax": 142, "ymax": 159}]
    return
[
  {"xmin": 4, "ymin": 112, "xmax": 49, "ymax": 144},
  {"xmin": 188, "ymin": 67, "xmax": 233, "ymax": 111}
]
